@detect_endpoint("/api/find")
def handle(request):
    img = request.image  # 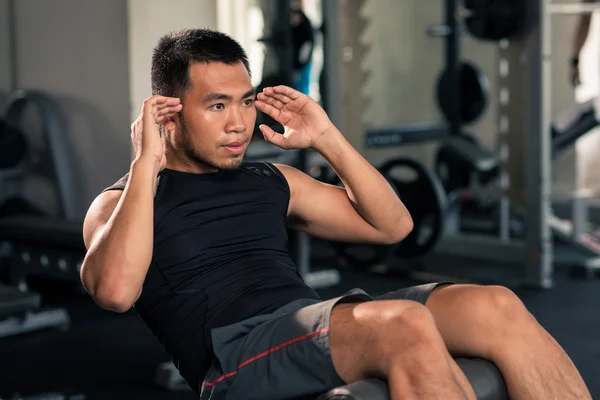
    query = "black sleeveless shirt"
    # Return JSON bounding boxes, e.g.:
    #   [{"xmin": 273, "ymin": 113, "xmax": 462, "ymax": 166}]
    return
[{"xmin": 102, "ymin": 162, "xmax": 320, "ymax": 394}]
